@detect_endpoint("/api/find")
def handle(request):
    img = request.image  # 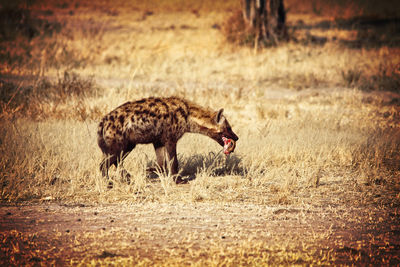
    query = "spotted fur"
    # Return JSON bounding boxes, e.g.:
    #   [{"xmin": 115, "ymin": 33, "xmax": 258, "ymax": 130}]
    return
[{"xmin": 97, "ymin": 96, "xmax": 239, "ymax": 183}]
